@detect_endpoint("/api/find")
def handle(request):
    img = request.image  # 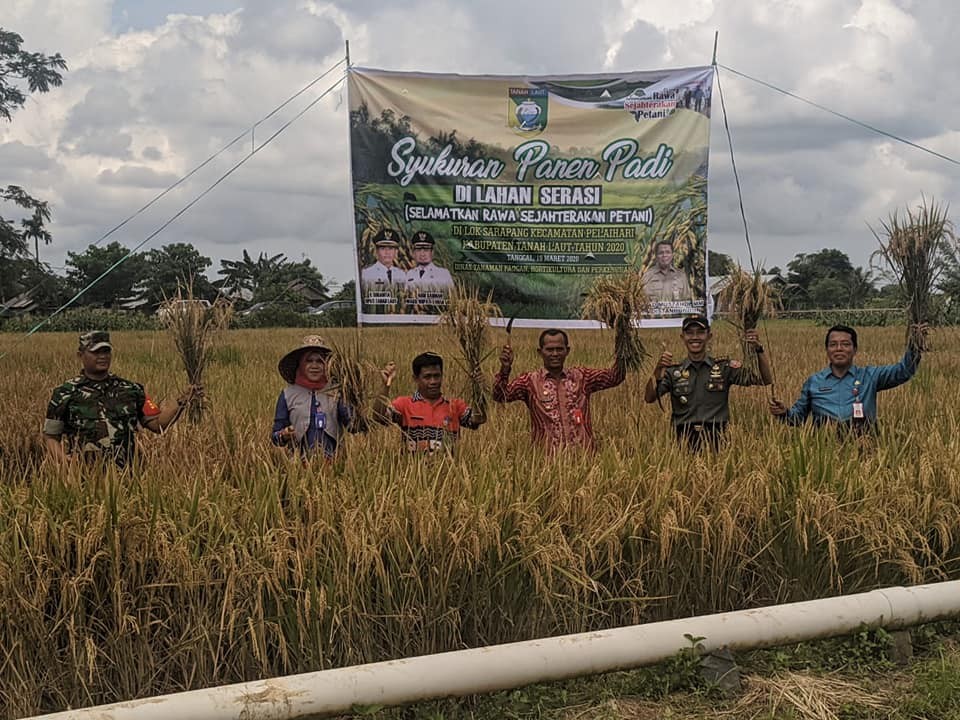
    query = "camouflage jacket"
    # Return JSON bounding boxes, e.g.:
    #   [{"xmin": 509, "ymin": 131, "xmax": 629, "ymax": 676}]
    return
[{"xmin": 44, "ymin": 374, "xmax": 157, "ymax": 467}]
